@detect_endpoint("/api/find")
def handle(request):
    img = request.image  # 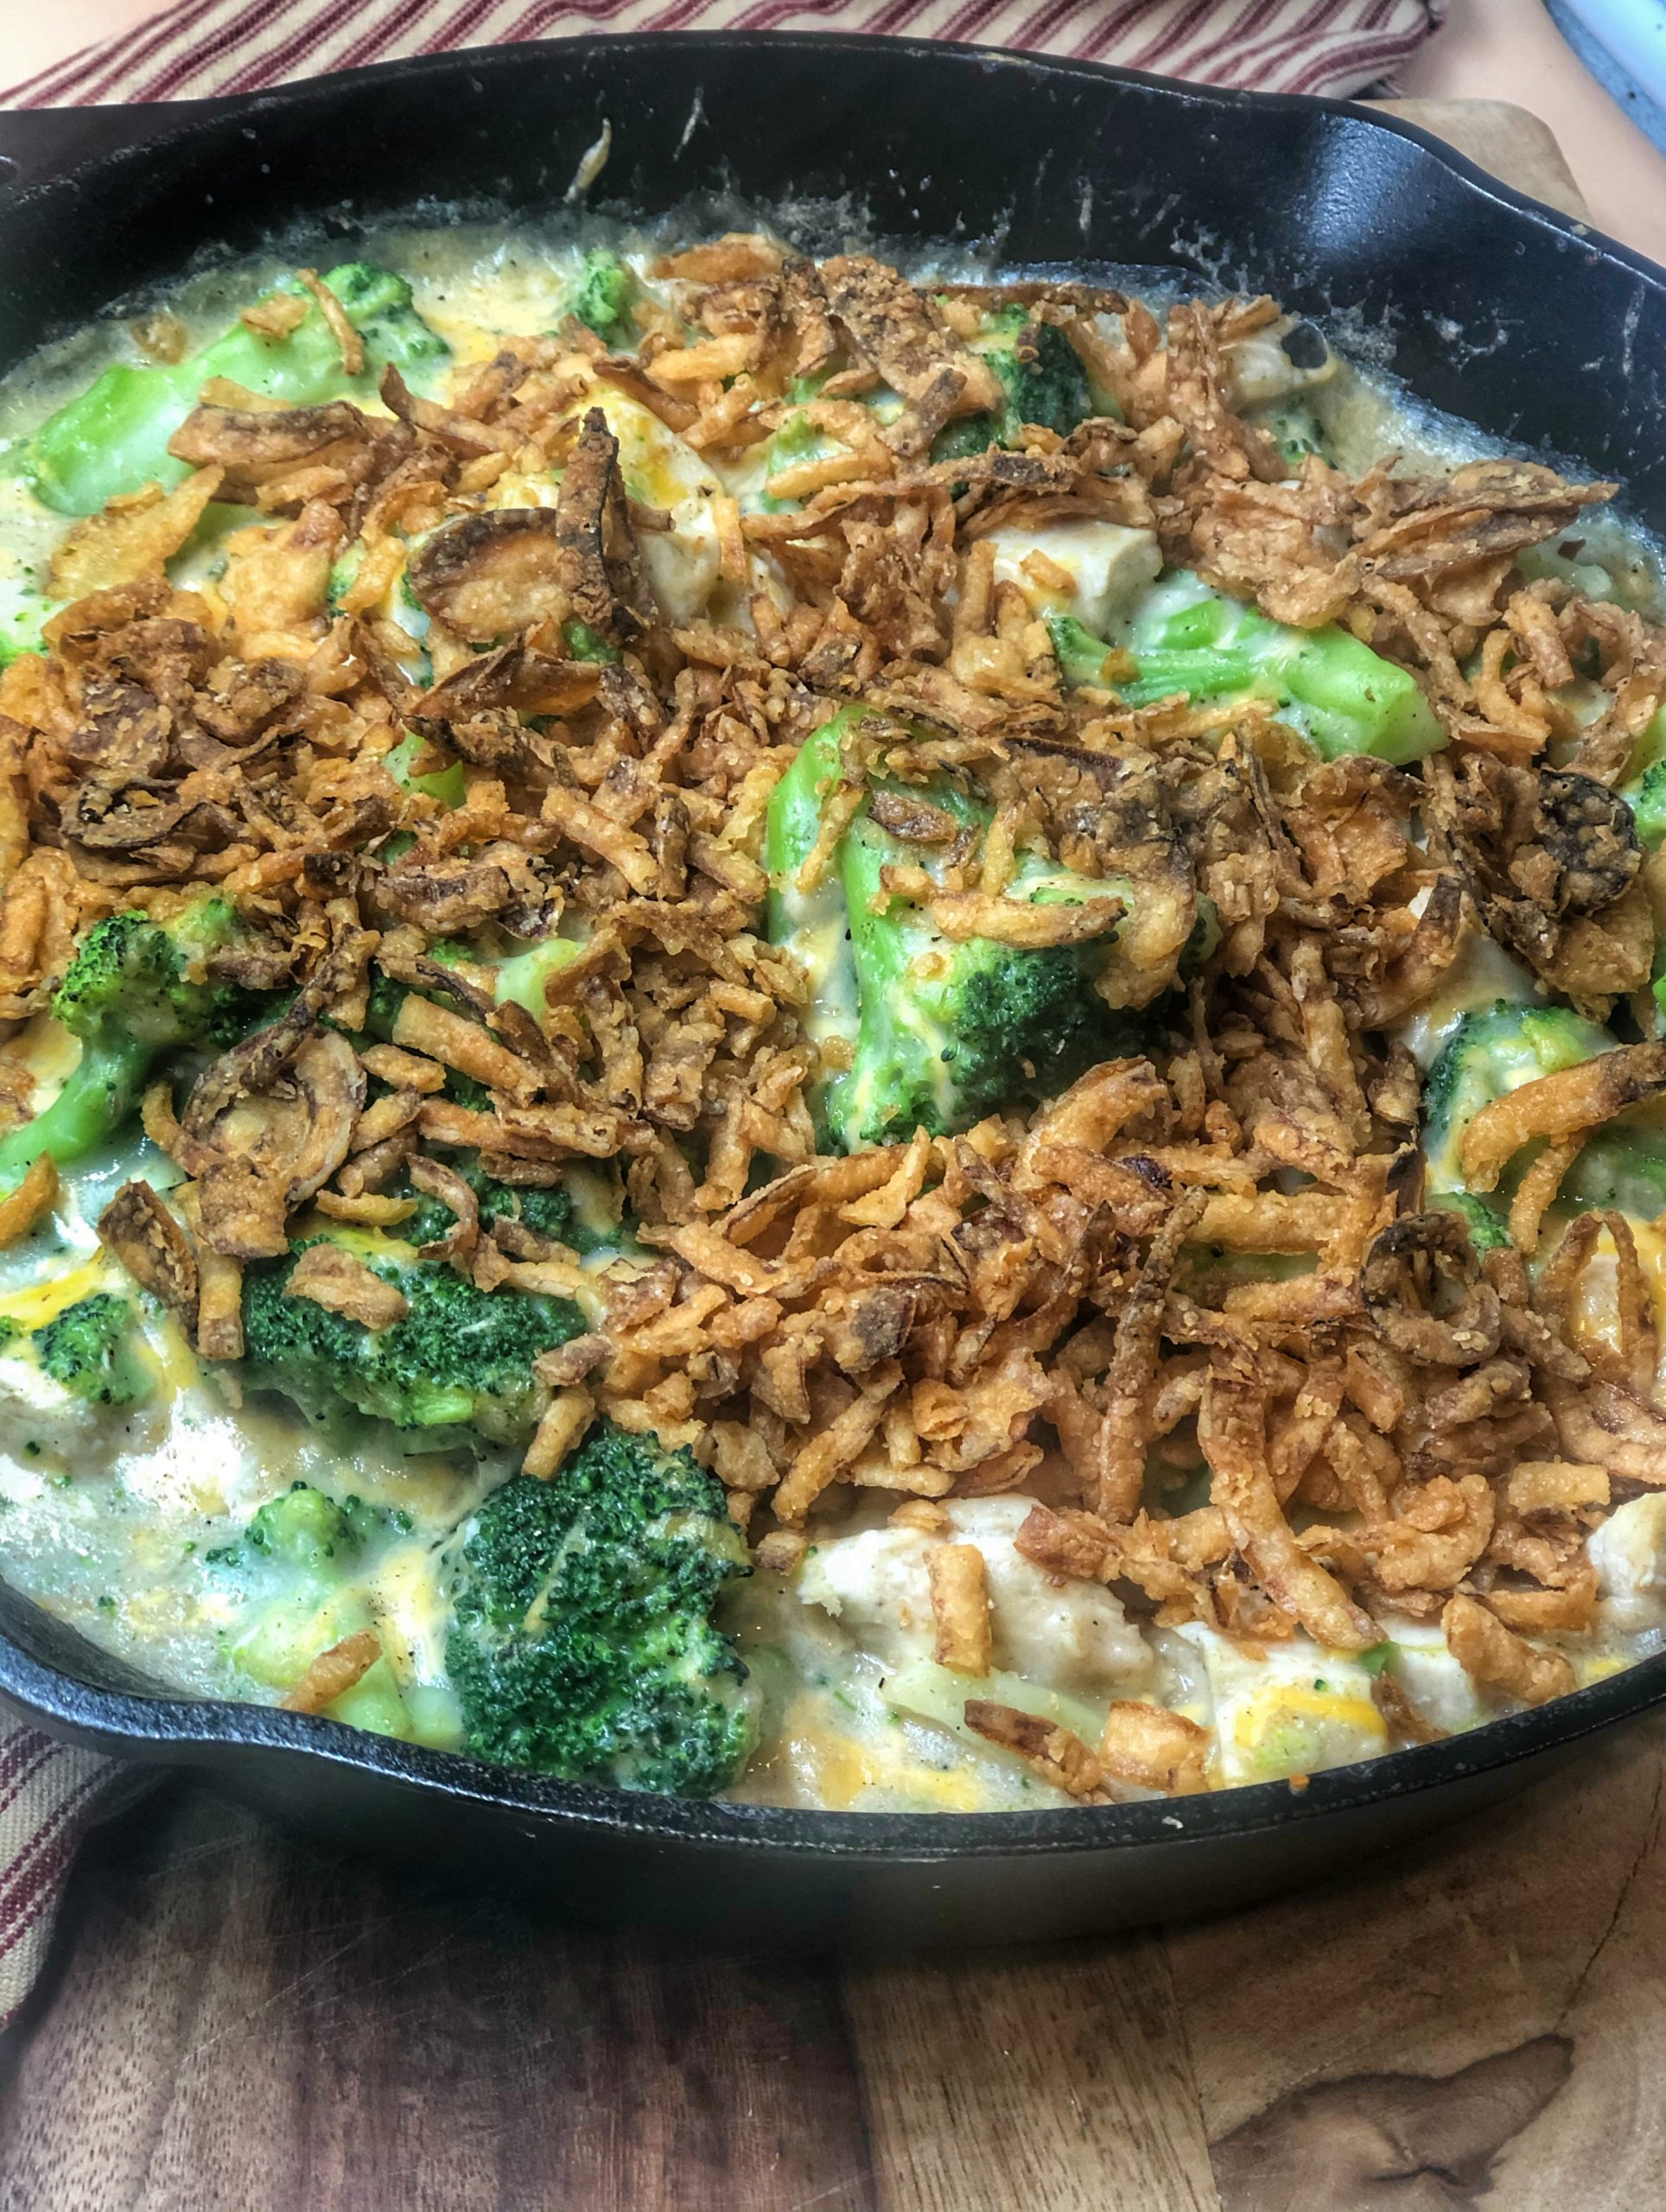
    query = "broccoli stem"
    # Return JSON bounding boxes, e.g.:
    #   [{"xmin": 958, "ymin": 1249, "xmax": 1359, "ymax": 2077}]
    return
[
  {"xmin": 764, "ymin": 715, "xmax": 851, "ymax": 893},
  {"xmin": 490, "ymin": 938, "xmax": 582, "ymax": 1018},
  {"xmin": 765, "ymin": 713, "xmax": 867, "ymax": 1145},
  {"xmin": 0, "ymin": 1033, "xmax": 152, "ymax": 1185},
  {"xmin": 1121, "ymin": 585, "xmax": 1445, "ymax": 764},
  {"xmin": 1046, "ymin": 612, "xmax": 1115, "ymax": 688},
  {"xmin": 385, "ymin": 731, "xmax": 467, "ymax": 809},
  {"xmin": 836, "ymin": 816, "xmax": 952, "ymax": 1144},
  {"xmin": 1106, "ymin": 583, "xmax": 1442, "ymax": 765},
  {"xmin": 29, "ymin": 262, "xmax": 449, "ymax": 518}
]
